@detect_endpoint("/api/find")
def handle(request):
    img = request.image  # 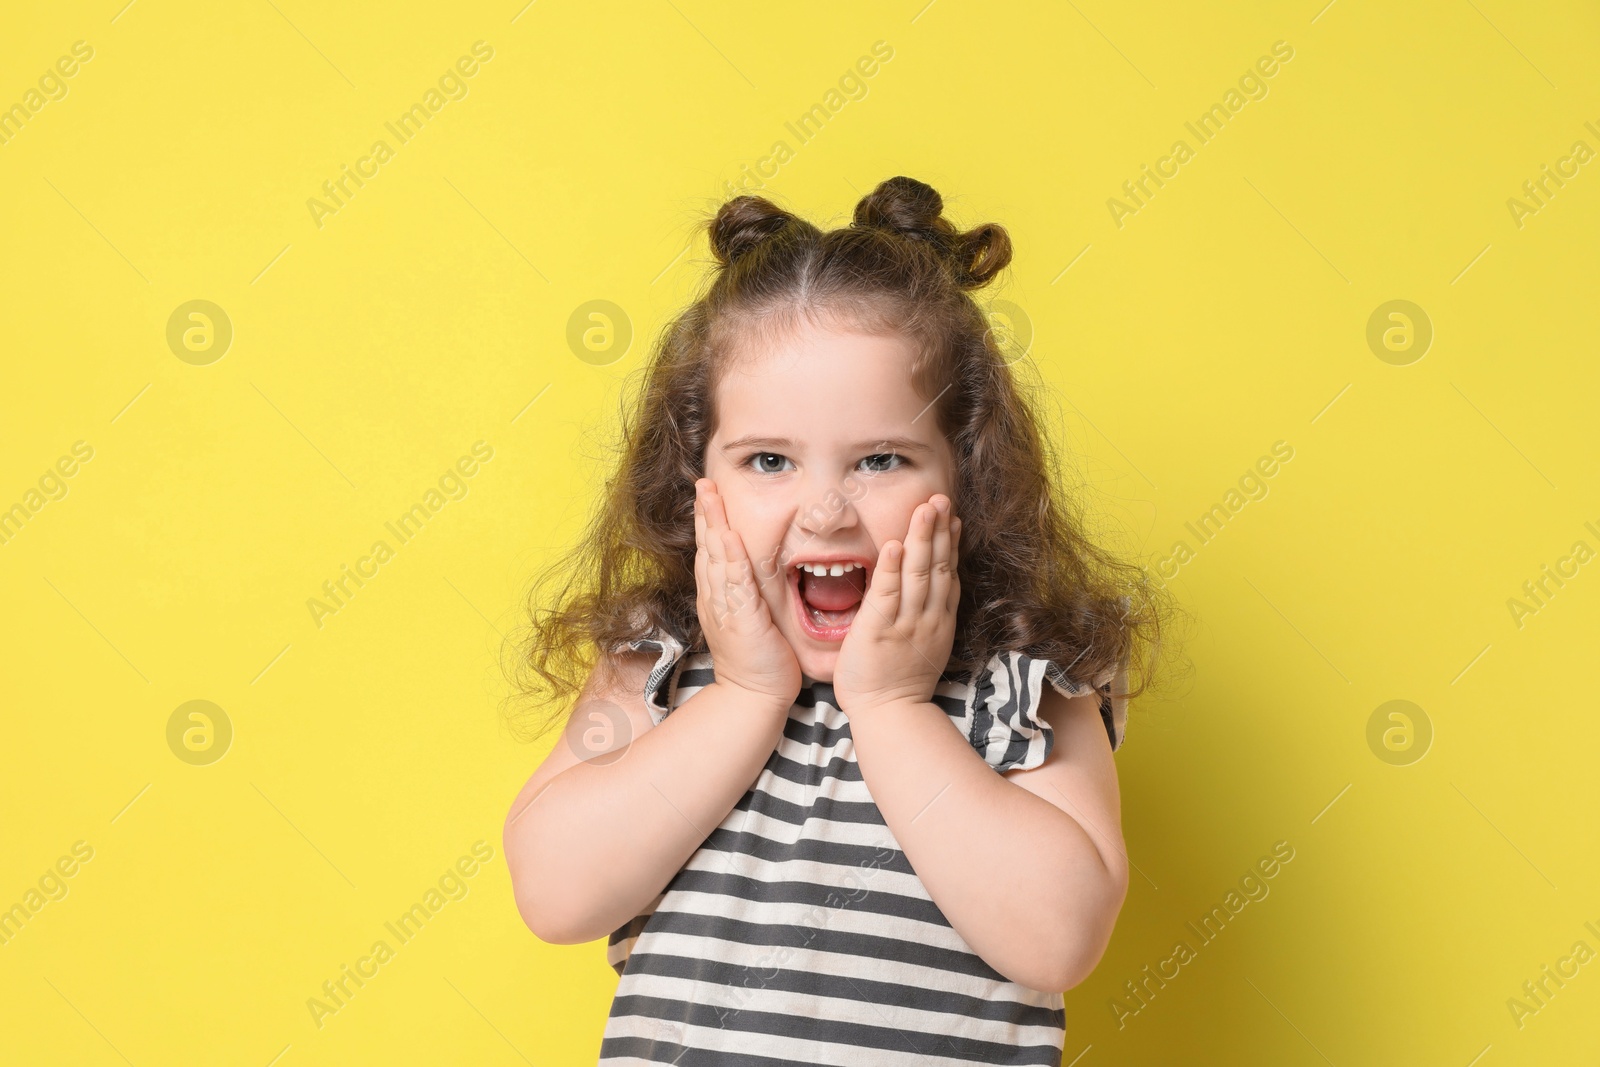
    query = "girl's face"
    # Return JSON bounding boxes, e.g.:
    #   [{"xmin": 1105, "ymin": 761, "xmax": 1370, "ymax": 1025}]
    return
[{"xmin": 704, "ymin": 317, "xmax": 956, "ymax": 684}]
